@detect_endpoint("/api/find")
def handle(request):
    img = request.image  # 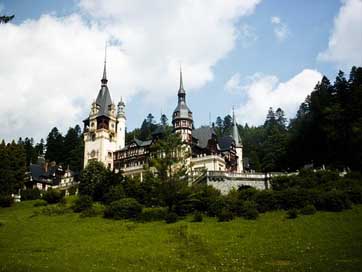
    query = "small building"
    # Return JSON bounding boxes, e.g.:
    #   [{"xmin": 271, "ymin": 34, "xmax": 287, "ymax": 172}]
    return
[{"xmin": 26, "ymin": 162, "xmax": 78, "ymax": 195}]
